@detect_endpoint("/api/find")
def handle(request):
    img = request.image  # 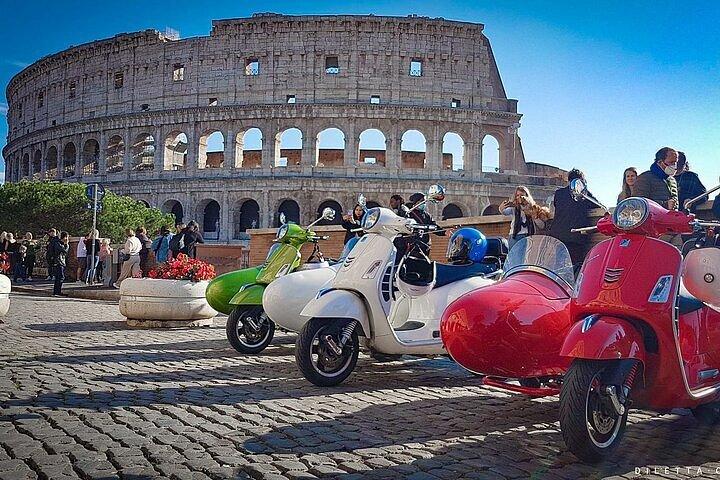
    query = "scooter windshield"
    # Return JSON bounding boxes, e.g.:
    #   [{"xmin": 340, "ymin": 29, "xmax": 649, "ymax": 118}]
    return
[{"xmin": 503, "ymin": 236, "xmax": 575, "ymax": 287}]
